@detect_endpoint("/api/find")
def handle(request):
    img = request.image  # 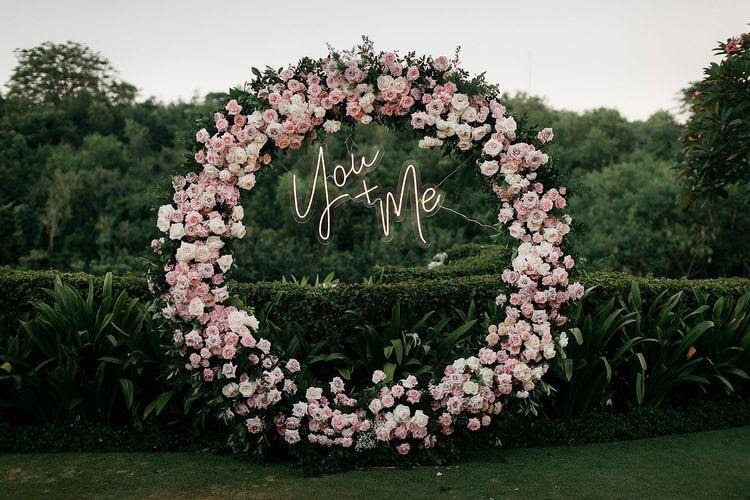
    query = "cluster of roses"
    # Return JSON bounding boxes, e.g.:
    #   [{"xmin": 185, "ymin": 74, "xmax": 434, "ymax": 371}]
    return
[
  {"xmin": 366, "ymin": 372, "xmax": 434, "ymax": 455},
  {"xmin": 430, "ymin": 356, "xmax": 504, "ymax": 435},
  {"xmin": 153, "ymin": 44, "xmax": 582, "ymax": 456},
  {"xmin": 282, "ymin": 378, "xmax": 371, "ymax": 448}
]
